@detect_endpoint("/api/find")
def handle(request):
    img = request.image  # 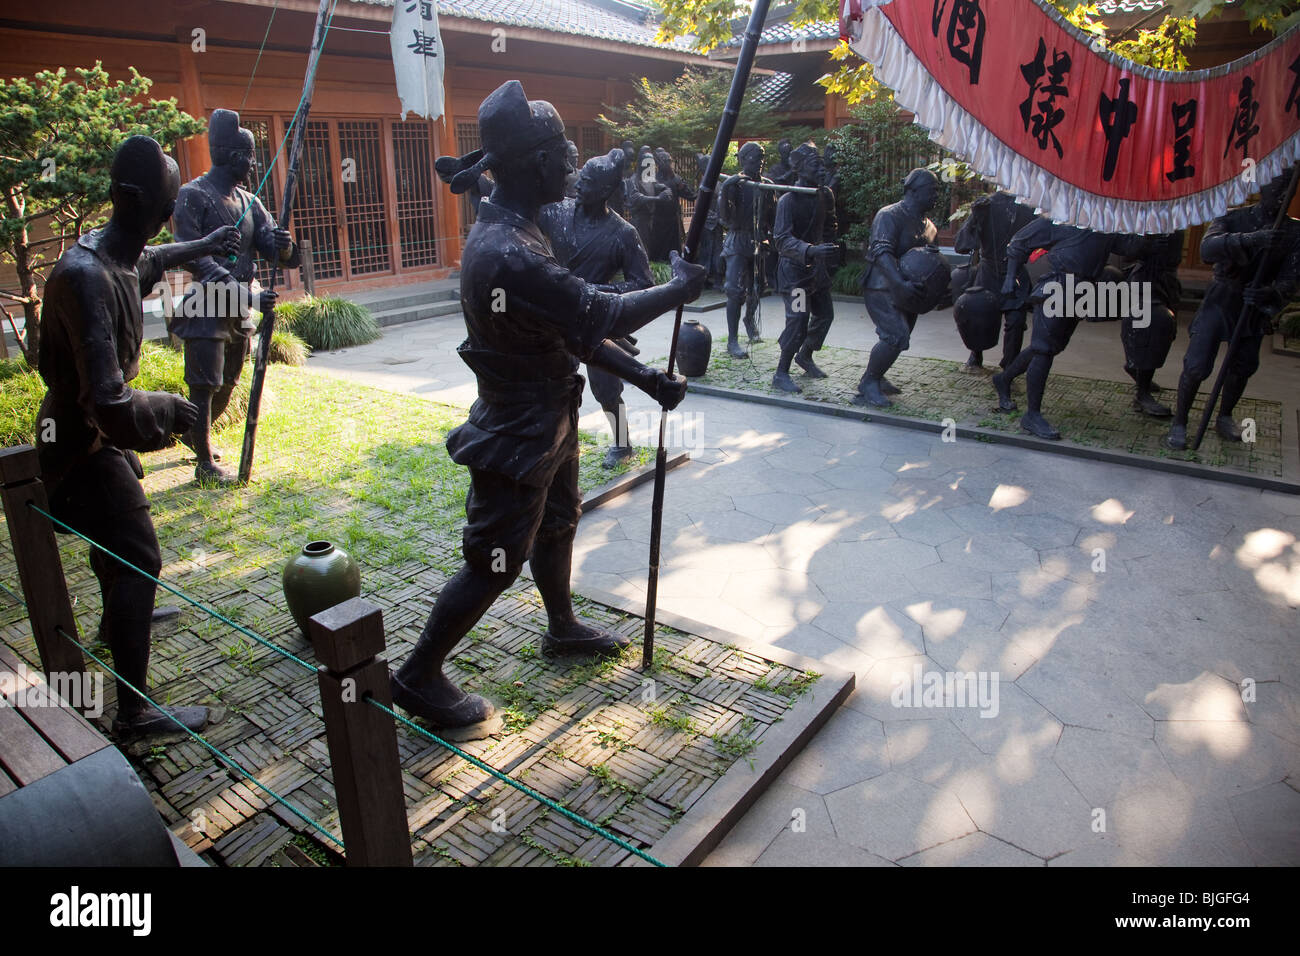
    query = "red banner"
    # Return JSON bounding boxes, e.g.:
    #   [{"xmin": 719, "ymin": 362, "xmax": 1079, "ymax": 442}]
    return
[{"xmin": 843, "ymin": 0, "xmax": 1300, "ymax": 232}]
